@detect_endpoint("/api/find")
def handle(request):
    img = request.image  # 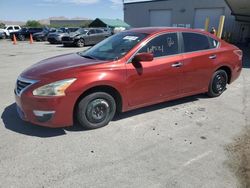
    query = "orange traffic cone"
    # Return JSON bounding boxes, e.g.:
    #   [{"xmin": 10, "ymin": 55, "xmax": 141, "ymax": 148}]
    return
[
  {"xmin": 13, "ymin": 34, "xmax": 17, "ymax": 45},
  {"xmin": 29, "ymin": 34, "xmax": 33, "ymax": 44}
]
